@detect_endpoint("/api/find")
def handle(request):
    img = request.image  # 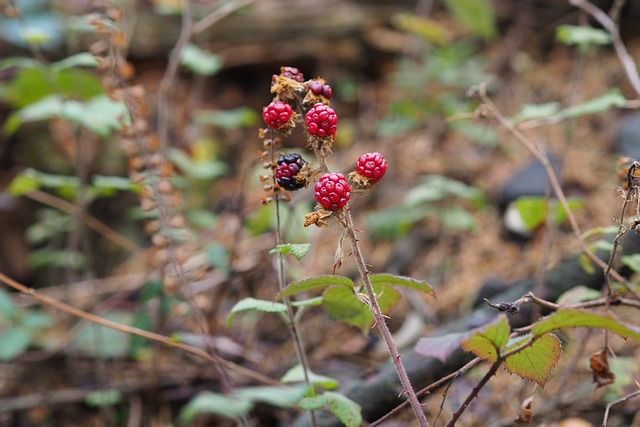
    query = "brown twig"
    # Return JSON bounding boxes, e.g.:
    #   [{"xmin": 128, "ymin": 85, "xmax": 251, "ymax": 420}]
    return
[
  {"xmin": 568, "ymin": 0, "xmax": 640, "ymax": 98},
  {"xmin": 0, "ymin": 272, "xmax": 279, "ymax": 386},
  {"xmin": 601, "ymin": 389, "xmax": 640, "ymax": 426},
  {"xmin": 192, "ymin": 0, "xmax": 257, "ymax": 35}
]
